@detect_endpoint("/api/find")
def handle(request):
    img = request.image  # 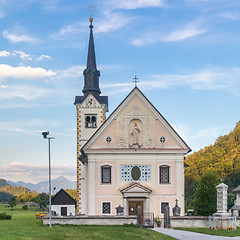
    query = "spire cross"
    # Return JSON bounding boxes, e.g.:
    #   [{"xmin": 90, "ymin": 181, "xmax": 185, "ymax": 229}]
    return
[
  {"xmin": 133, "ymin": 76, "xmax": 139, "ymax": 87},
  {"xmin": 88, "ymin": 3, "xmax": 95, "ymax": 17}
]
